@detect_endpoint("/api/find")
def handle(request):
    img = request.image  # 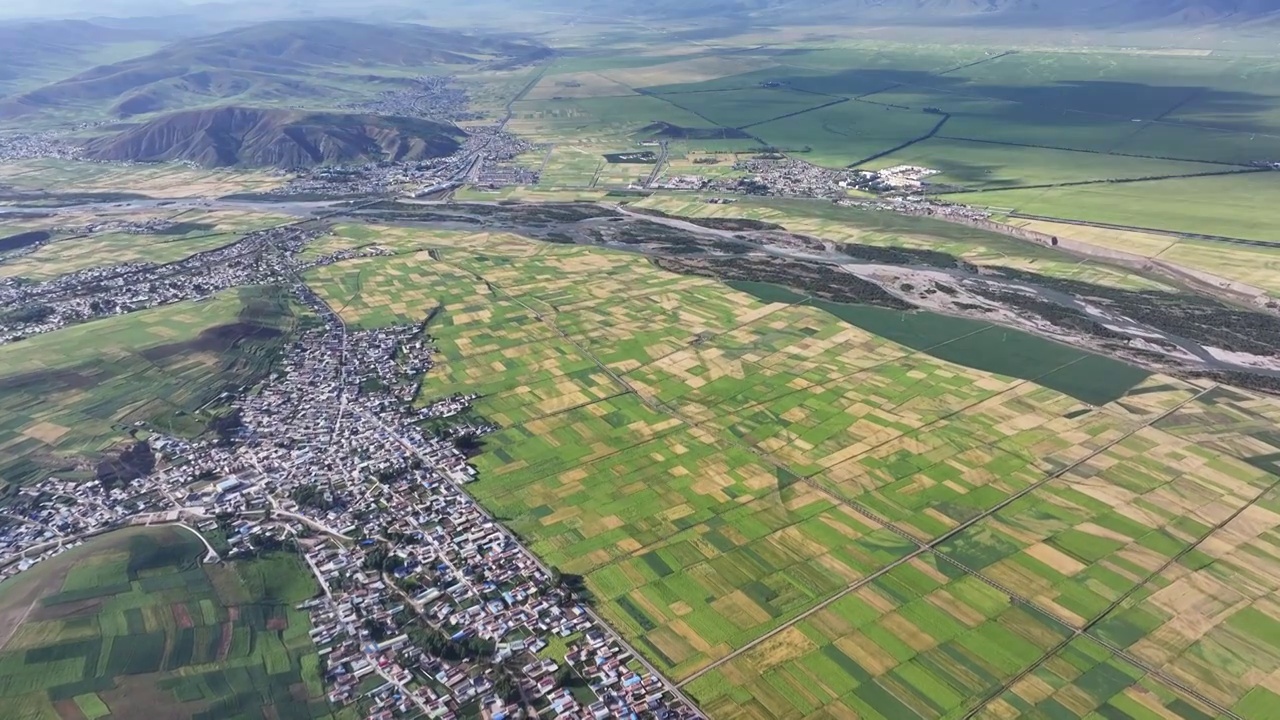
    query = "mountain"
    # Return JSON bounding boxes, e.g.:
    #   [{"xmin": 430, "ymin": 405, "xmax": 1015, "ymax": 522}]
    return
[
  {"xmin": 81, "ymin": 106, "xmax": 466, "ymax": 167},
  {"xmin": 0, "ymin": 20, "xmax": 550, "ymax": 120},
  {"xmin": 0, "ymin": 19, "xmax": 175, "ymax": 96},
  {"xmin": 559, "ymin": 0, "xmax": 1280, "ymax": 25}
]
